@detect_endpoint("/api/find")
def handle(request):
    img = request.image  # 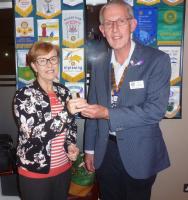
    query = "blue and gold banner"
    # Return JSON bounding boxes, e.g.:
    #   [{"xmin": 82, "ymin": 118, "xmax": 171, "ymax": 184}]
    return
[
  {"xmin": 15, "ymin": 17, "xmax": 35, "ymax": 48},
  {"xmin": 134, "ymin": 6, "xmax": 157, "ymax": 47}
]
